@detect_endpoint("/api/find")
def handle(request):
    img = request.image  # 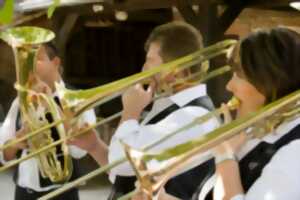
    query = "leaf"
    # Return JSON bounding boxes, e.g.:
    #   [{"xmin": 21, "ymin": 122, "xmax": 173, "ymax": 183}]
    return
[
  {"xmin": 0, "ymin": 0, "xmax": 14, "ymax": 24},
  {"xmin": 47, "ymin": 0, "xmax": 60, "ymax": 18}
]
